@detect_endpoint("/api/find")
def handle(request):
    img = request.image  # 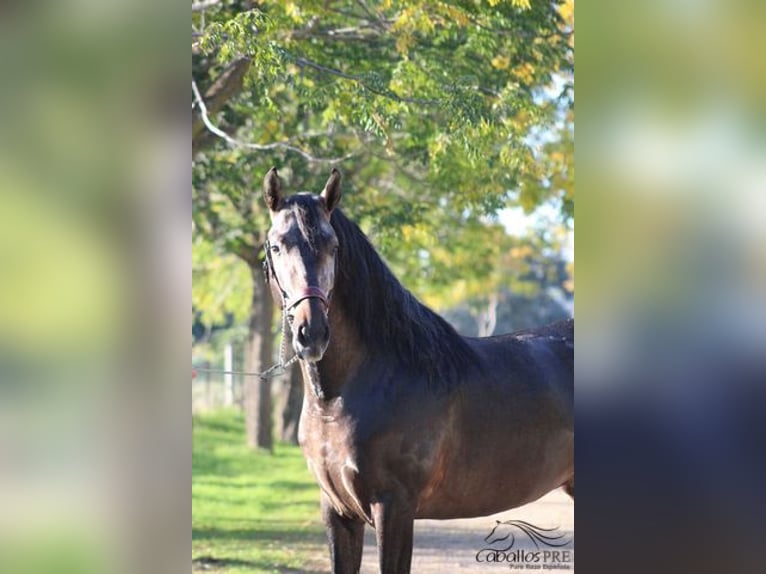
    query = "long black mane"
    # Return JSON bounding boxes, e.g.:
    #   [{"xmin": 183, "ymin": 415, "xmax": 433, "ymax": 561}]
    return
[{"xmin": 328, "ymin": 206, "xmax": 479, "ymax": 387}]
